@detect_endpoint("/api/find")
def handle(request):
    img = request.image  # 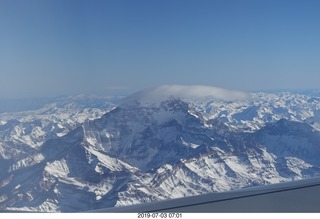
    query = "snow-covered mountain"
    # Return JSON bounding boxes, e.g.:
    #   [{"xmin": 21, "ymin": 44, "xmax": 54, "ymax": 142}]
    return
[
  {"xmin": 0, "ymin": 95, "xmax": 119, "ymax": 148},
  {"xmin": 189, "ymin": 92, "xmax": 320, "ymax": 132},
  {"xmin": 1, "ymin": 86, "xmax": 320, "ymax": 212},
  {"xmin": 0, "ymin": 95, "xmax": 120, "ymax": 197}
]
